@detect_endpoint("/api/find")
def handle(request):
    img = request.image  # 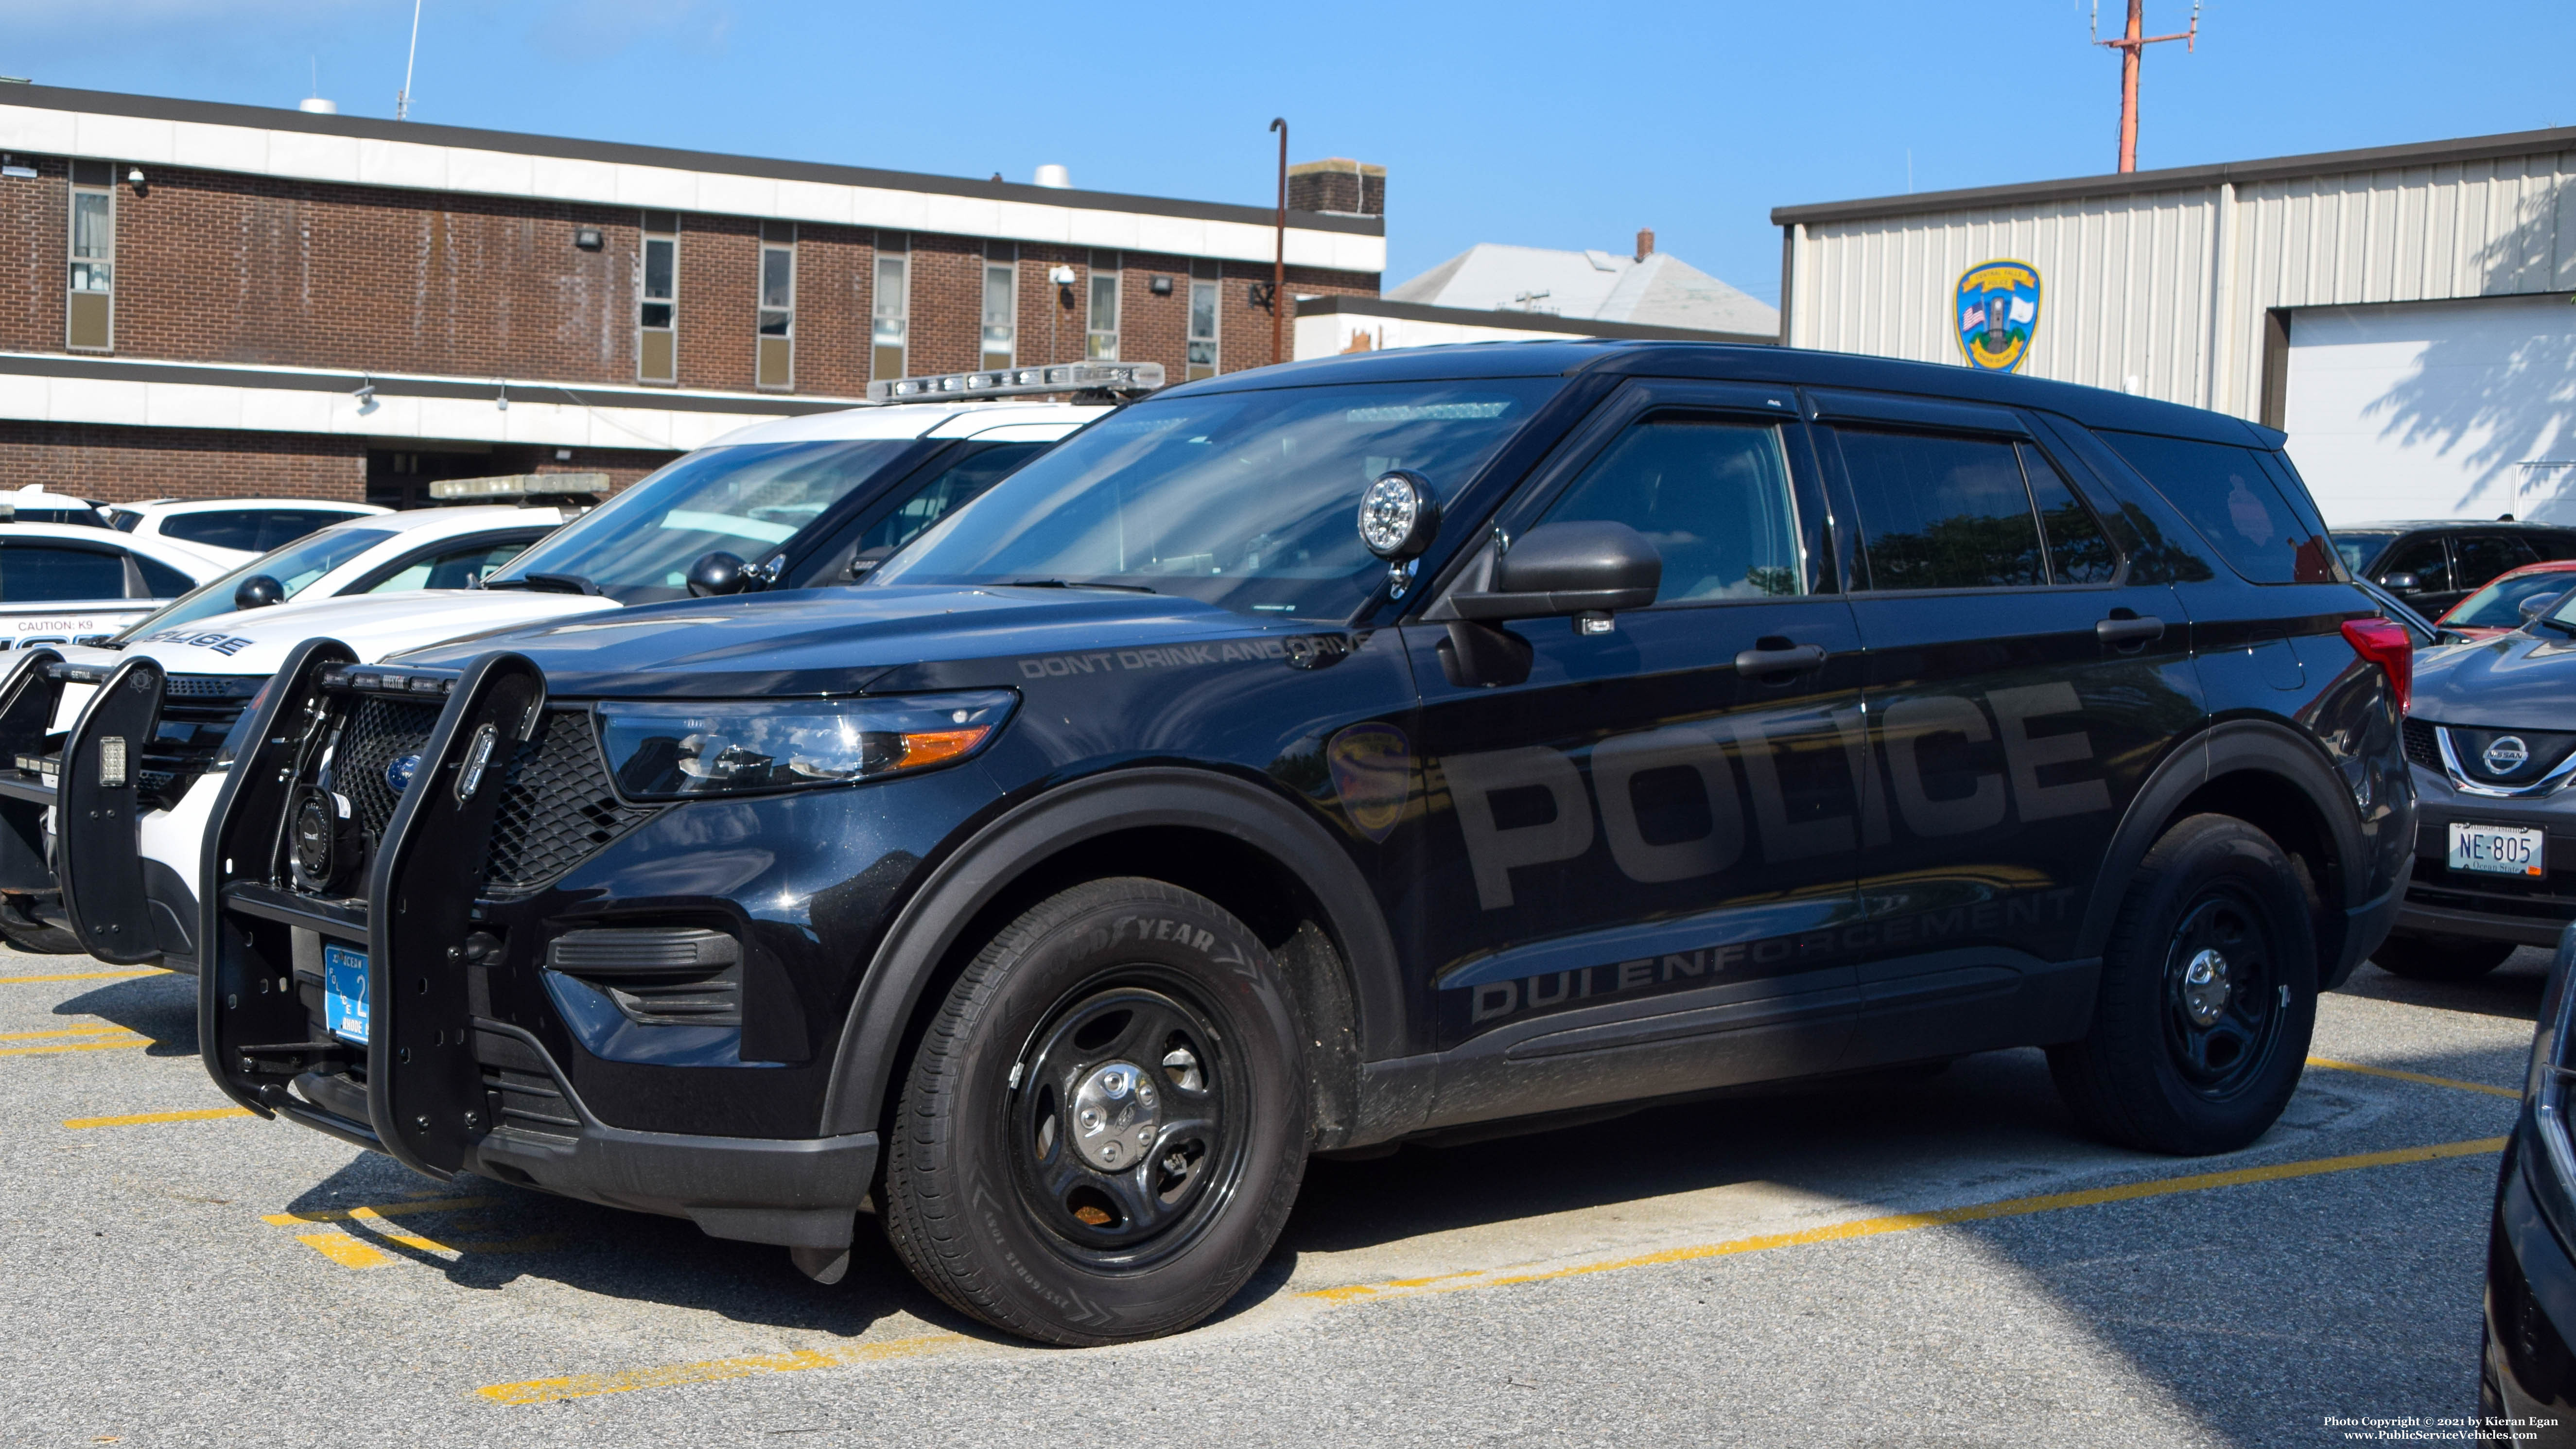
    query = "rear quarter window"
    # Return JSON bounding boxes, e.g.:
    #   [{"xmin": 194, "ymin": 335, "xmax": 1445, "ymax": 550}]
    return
[{"xmin": 2100, "ymin": 432, "xmax": 2341, "ymax": 585}]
